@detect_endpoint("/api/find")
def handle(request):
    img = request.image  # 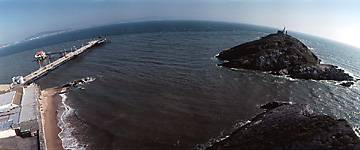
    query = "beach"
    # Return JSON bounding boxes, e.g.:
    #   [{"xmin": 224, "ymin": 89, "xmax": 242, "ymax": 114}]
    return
[
  {"xmin": 39, "ymin": 87, "xmax": 64, "ymax": 150},
  {"xmin": 0, "ymin": 84, "xmax": 10, "ymax": 94}
]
